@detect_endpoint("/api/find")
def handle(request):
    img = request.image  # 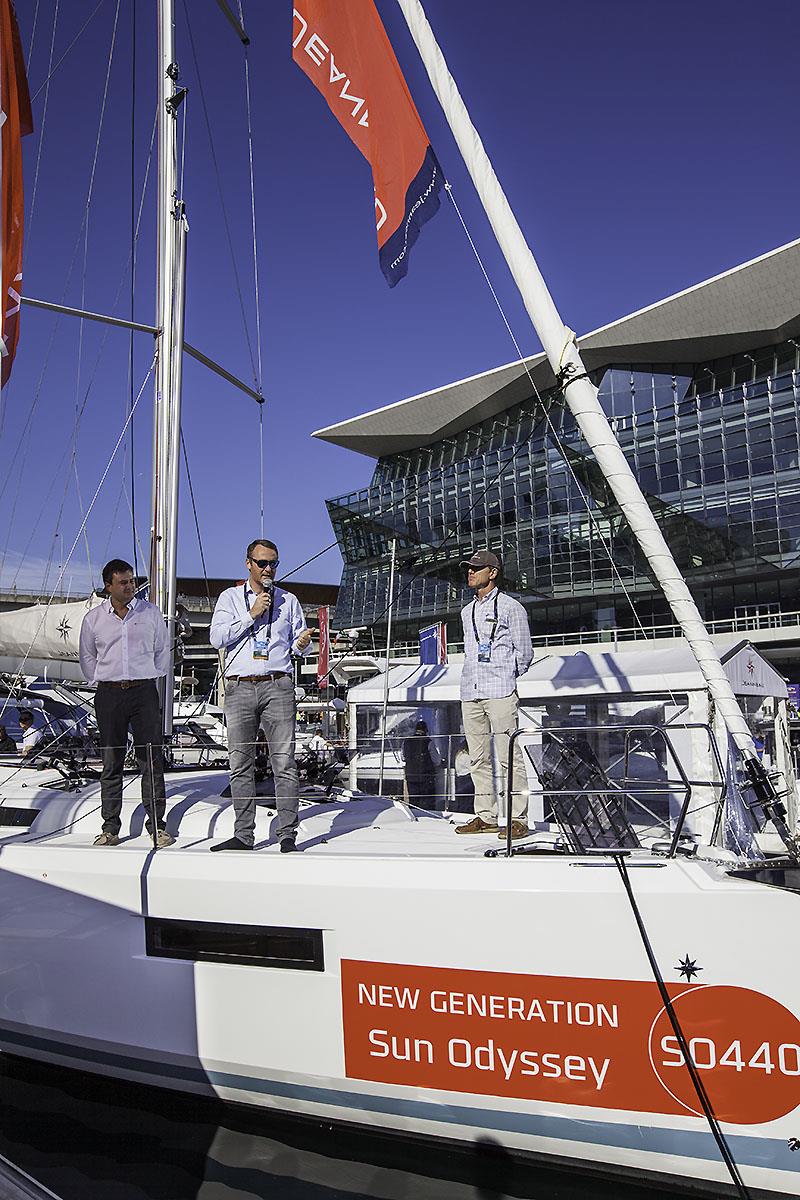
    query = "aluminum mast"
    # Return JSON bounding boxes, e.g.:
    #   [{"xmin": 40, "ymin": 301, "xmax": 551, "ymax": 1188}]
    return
[{"xmin": 151, "ymin": 0, "xmax": 186, "ymax": 736}]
